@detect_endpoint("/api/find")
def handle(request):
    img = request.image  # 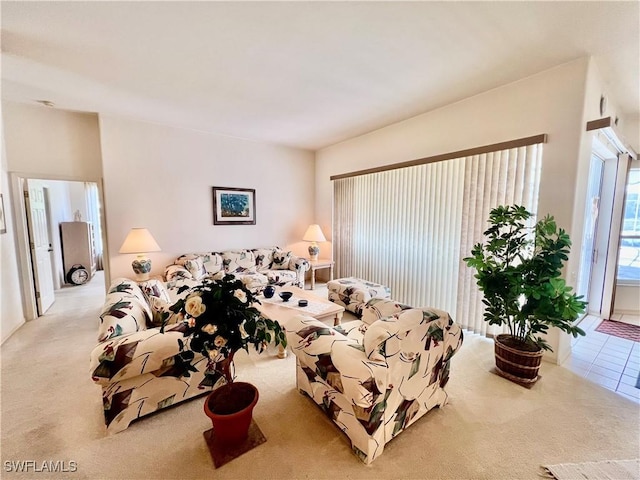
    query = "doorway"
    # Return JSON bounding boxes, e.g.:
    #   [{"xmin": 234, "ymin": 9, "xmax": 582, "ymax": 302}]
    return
[
  {"xmin": 577, "ymin": 130, "xmax": 637, "ymax": 324},
  {"xmin": 577, "ymin": 152, "xmax": 604, "ymax": 308},
  {"xmin": 10, "ymin": 173, "xmax": 109, "ymax": 321}
]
